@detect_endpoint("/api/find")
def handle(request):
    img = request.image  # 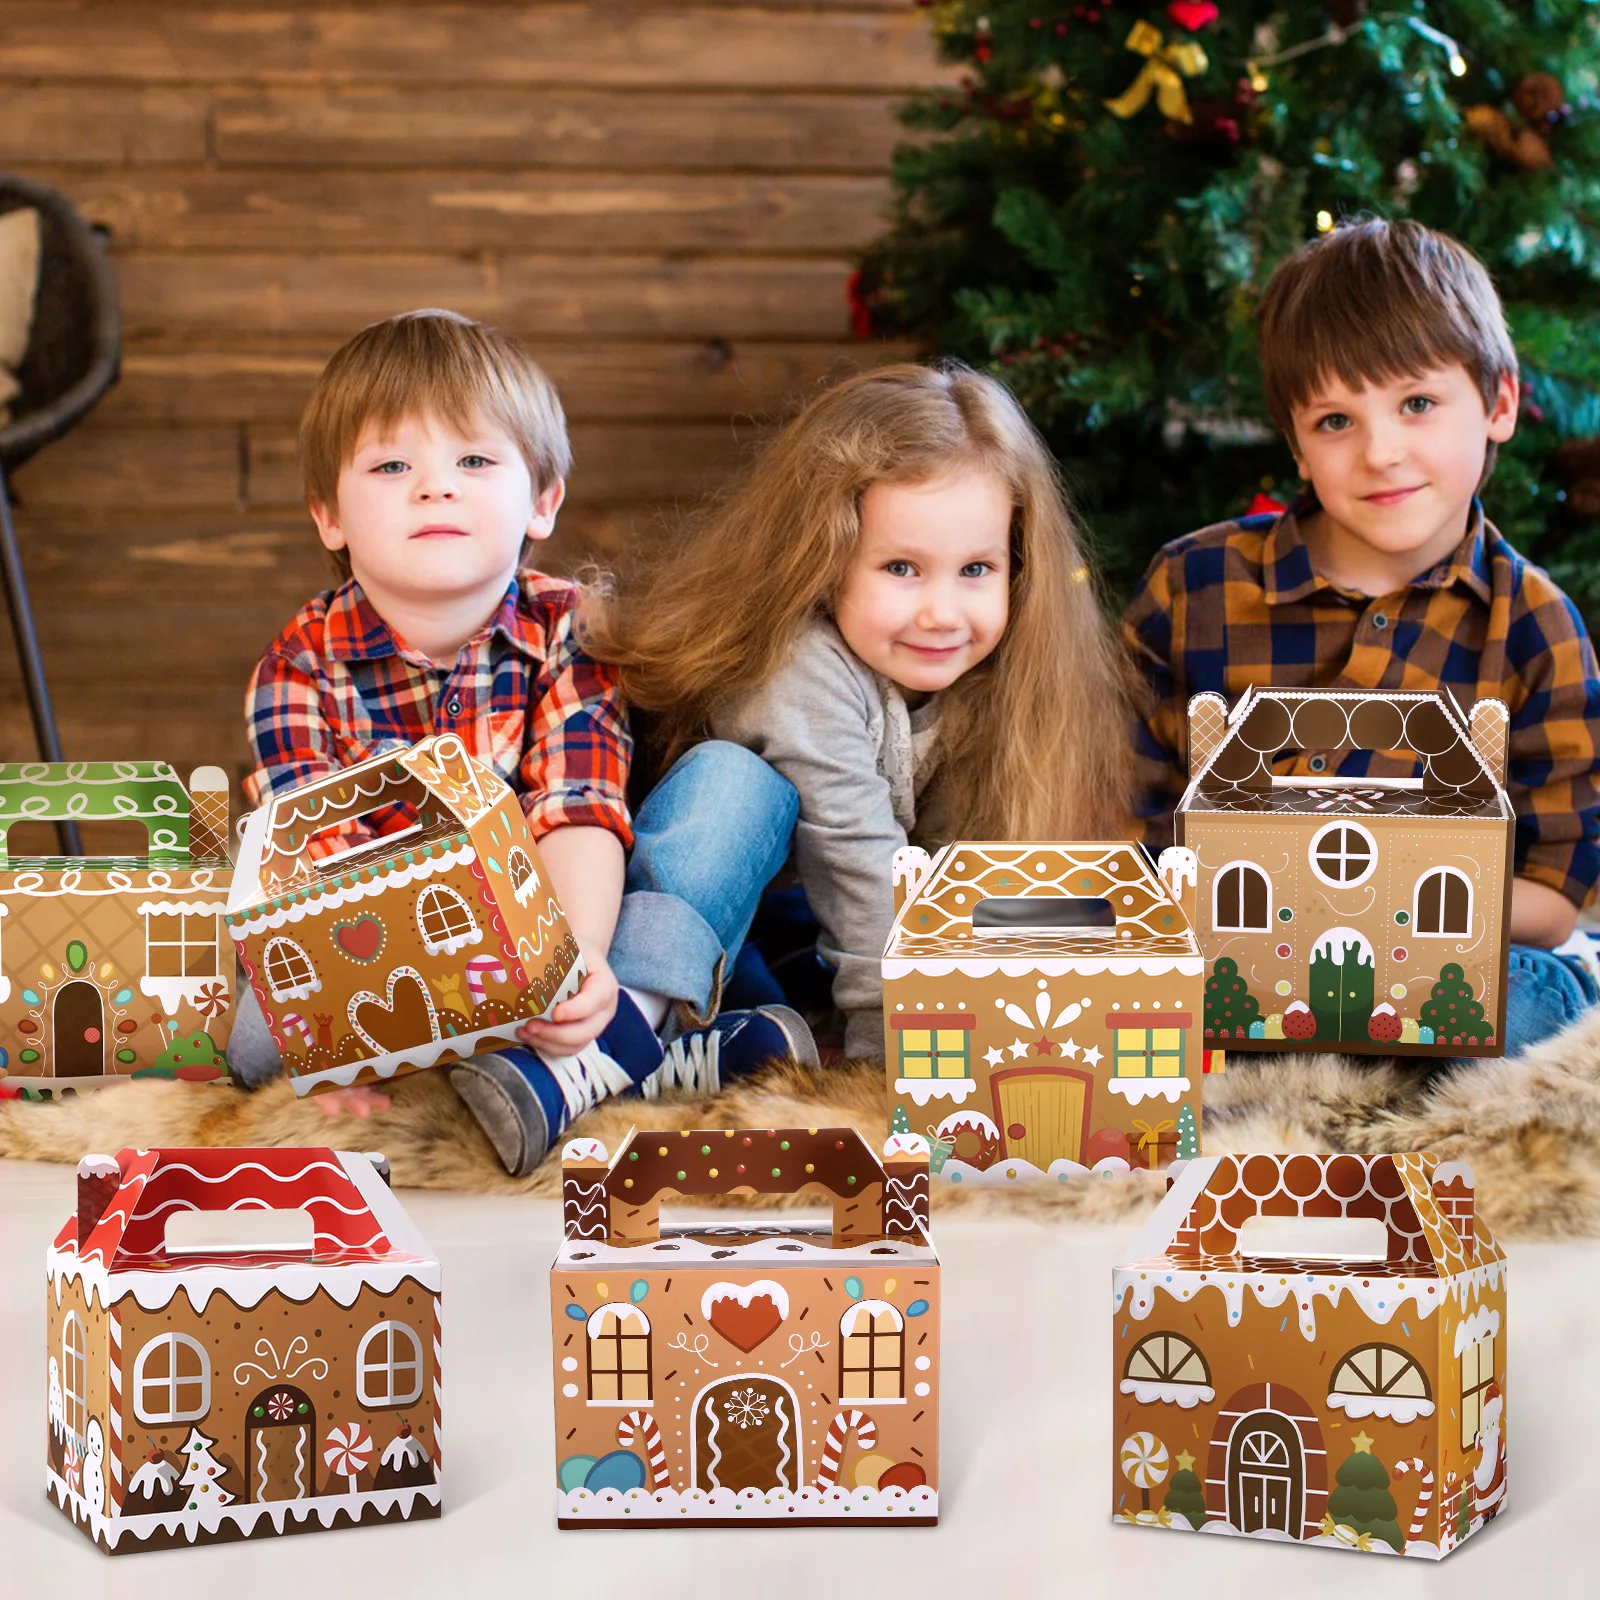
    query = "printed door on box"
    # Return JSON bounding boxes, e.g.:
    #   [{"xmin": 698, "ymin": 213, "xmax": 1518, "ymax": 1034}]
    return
[
  {"xmin": 1309, "ymin": 933, "xmax": 1375, "ymax": 1043},
  {"xmin": 994, "ymin": 1069, "xmax": 1088, "ymax": 1166},
  {"xmin": 1228, "ymin": 1412, "xmax": 1302, "ymax": 1536},
  {"xmin": 692, "ymin": 1376, "xmax": 800, "ymax": 1493},
  {"xmin": 53, "ymin": 981, "xmax": 105, "ymax": 1076},
  {"xmin": 245, "ymin": 1386, "xmax": 316, "ymax": 1501}
]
